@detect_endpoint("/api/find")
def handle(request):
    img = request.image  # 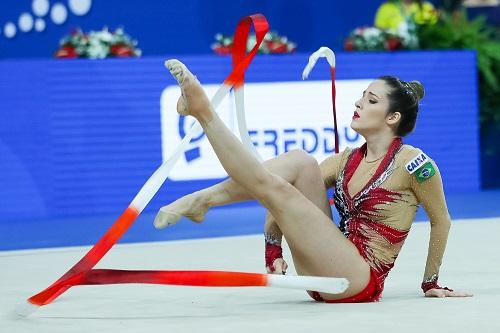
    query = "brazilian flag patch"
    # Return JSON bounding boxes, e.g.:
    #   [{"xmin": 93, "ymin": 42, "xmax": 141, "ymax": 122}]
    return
[{"xmin": 415, "ymin": 162, "xmax": 436, "ymax": 183}]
